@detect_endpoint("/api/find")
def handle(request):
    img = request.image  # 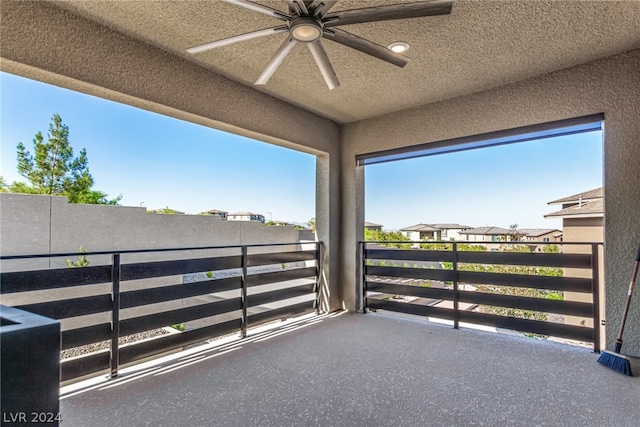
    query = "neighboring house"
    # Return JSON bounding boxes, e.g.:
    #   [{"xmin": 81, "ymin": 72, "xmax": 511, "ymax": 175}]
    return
[
  {"xmin": 228, "ymin": 211, "xmax": 266, "ymax": 223},
  {"xmin": 200, "ymin": 209, "xmax": 228, "ymax": 219},
  {"xmin": 545, "ymin": 187, "xmax": 604, "ymax": 331},
  {"xmin": 545, "ymin": 187, "xmax": 604, "ymax": 226},
  {"xmin": 402, "ymin": 224, "xmax": 442, "ymax": 241},
  {"xmin": 429, "ymin": 224, "xmax": 473, "ymax": 241},
  {"xmin": 459, "ymin": 226, "xmax": 516, "ymax": 243},
  {"xmin": 364, "ymin": 221, "xmax": 383, "ymax": 231},
  {"xmin": 517, "ymin": 229, "xmax": 563, "ymax": 242},
  {"xmin": 401, "ymin": 223, "xmax": 472, "ymax": 241}
]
